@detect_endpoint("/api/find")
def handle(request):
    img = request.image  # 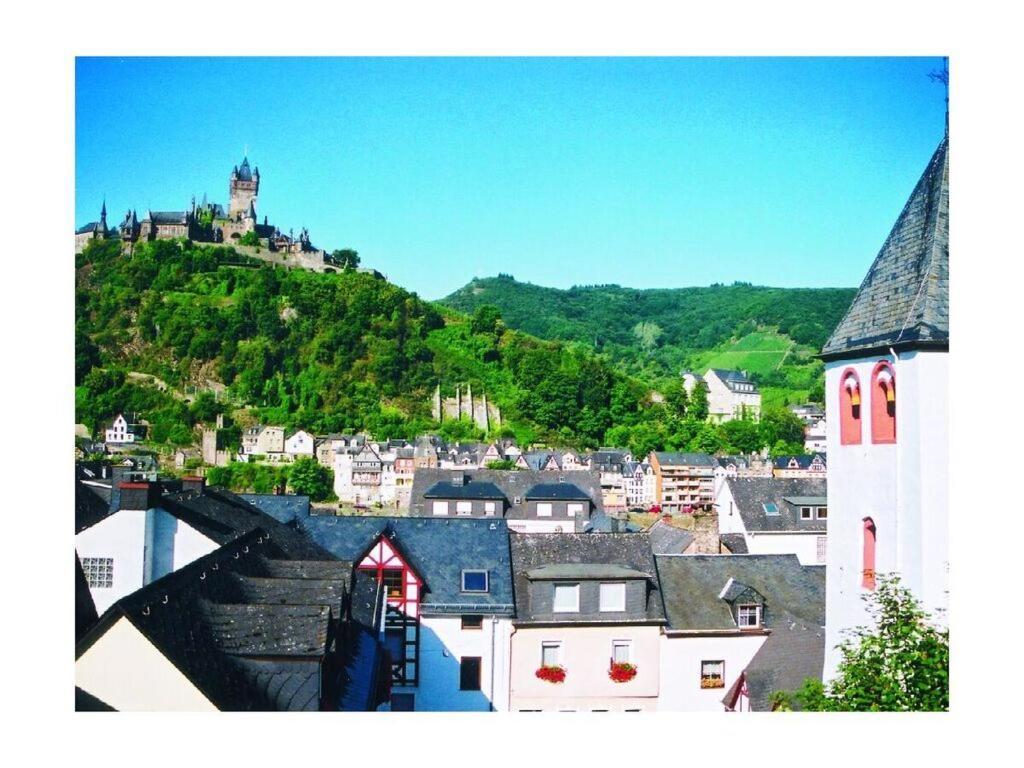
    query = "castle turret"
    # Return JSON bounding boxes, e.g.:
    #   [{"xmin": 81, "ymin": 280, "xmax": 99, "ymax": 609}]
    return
[{"xmin": 229, "ymin": 155, "xmax": 259, "ymax": 219}]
